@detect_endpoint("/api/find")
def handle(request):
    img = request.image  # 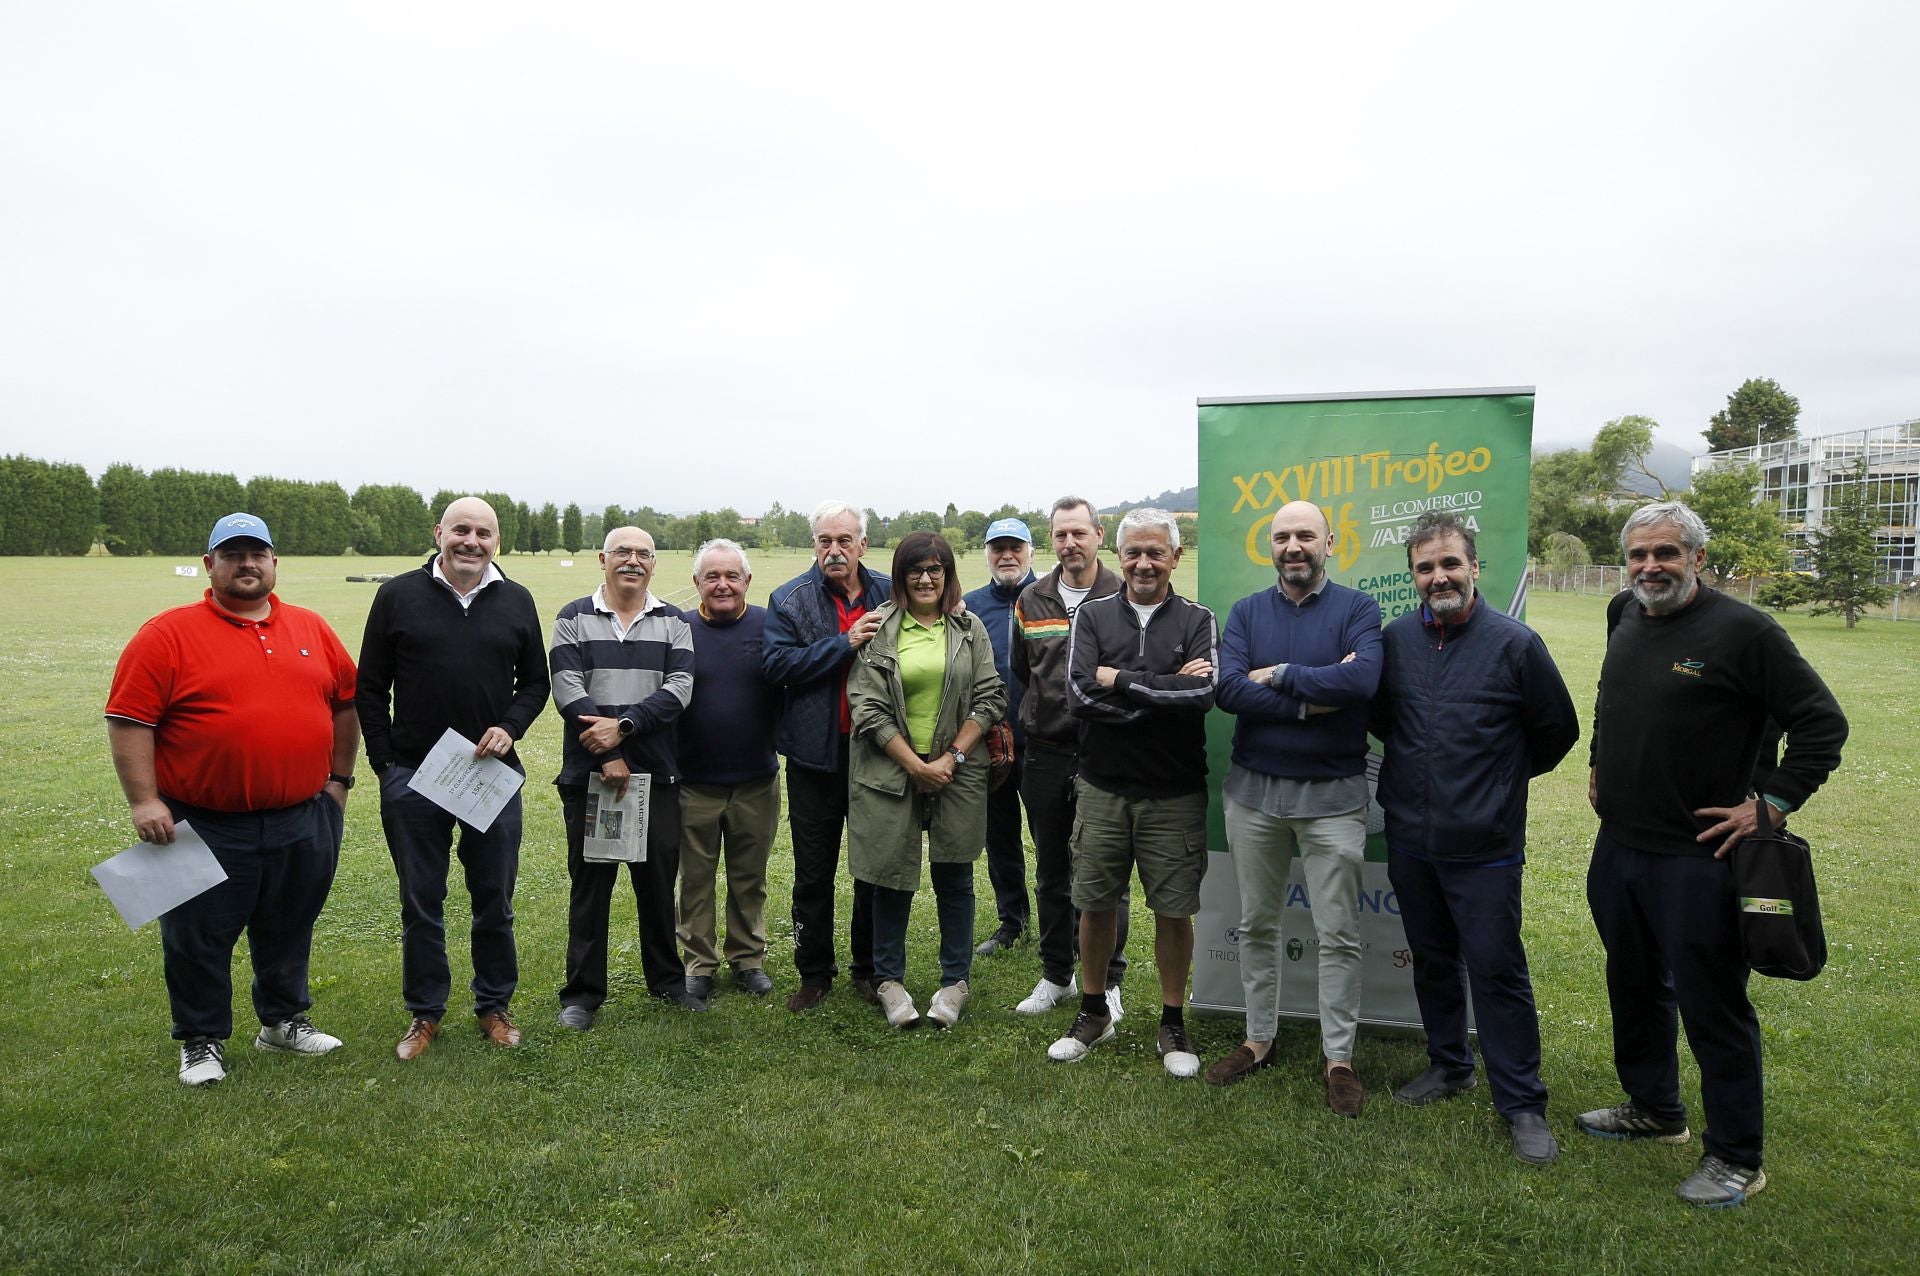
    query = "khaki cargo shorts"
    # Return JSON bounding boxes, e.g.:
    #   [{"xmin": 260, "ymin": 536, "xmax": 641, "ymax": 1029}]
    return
[{"xmin": 1070, "ymin": 779, "xmax": 1207, "ymax": 916}]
